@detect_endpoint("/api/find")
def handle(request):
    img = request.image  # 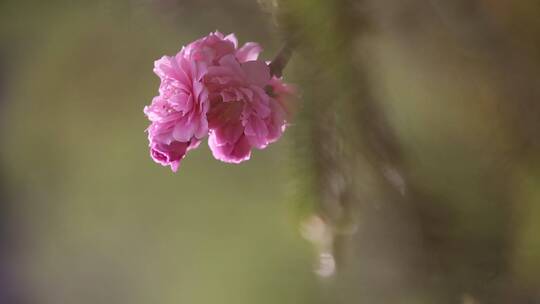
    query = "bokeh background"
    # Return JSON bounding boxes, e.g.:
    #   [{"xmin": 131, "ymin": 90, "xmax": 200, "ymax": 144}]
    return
[{"xmin": 2, "ymin": 0, "xmax": 540, "ymax": 303}]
